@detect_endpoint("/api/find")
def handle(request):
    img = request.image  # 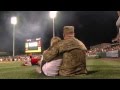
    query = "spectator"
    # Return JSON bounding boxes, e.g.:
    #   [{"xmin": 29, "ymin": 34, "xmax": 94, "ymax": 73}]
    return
[{"xmin": 112, "ymin": 11, "xmax": 120, "ymax": 42}]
